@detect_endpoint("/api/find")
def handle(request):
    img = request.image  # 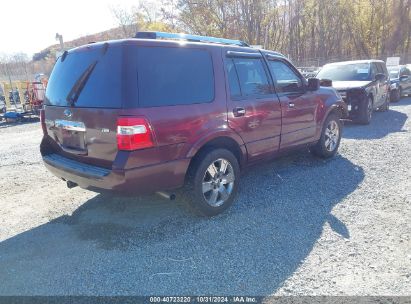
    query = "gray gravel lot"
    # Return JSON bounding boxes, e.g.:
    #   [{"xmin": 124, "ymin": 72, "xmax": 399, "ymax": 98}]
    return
[{"xmin": 0, "ymin": 98, "xmax": 410, "ymax": 296}]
